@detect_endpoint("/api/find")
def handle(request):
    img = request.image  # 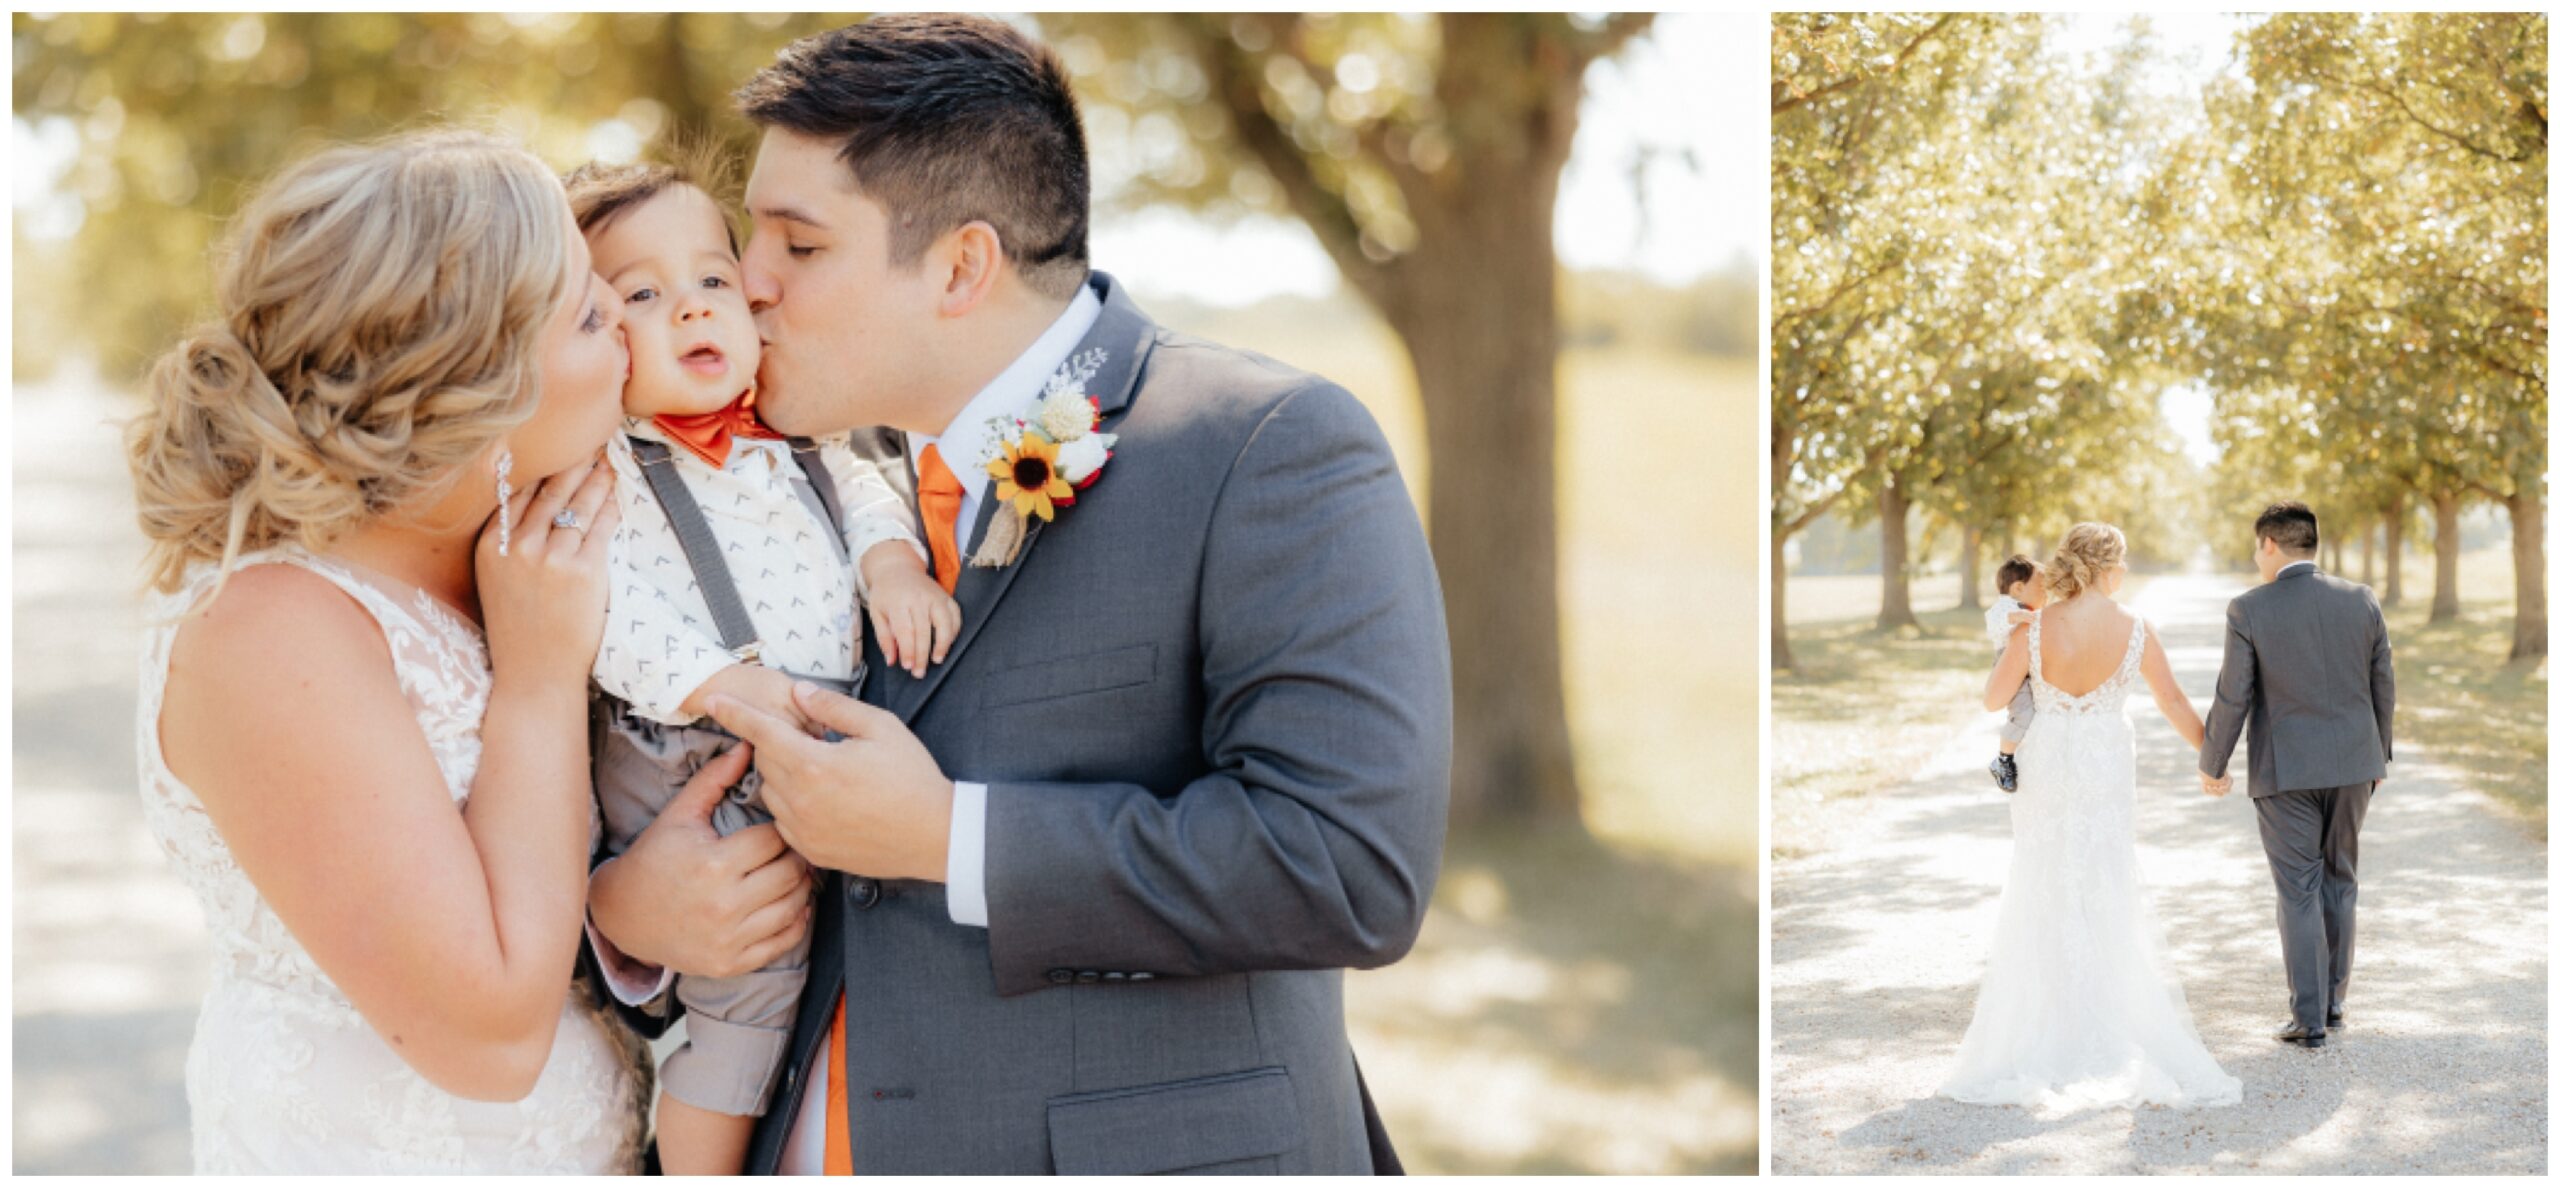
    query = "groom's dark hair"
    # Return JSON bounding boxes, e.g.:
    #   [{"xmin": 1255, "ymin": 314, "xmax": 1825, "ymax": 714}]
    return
[
  {"xmin": 2255, "ymin": 501, "xmax": 2319, "ymax": 556},
  {"xmin": 736, "ymin": 14, "xmax": 1090, "ymax": 301}
]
